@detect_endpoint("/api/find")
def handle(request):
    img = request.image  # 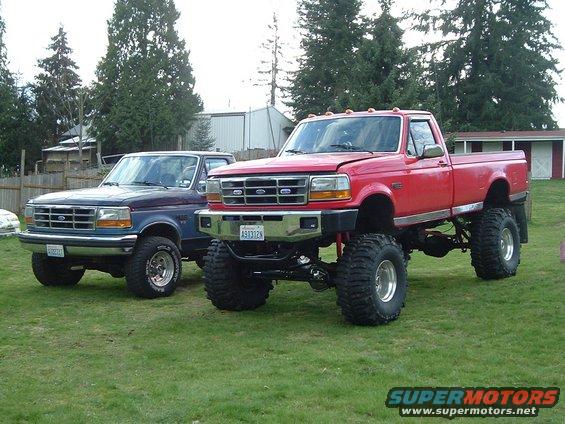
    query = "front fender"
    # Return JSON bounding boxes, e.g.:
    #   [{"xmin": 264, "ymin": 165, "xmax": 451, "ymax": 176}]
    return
[
  {"xmin": 132, "ymin": 212, "xmax": 182, "ymax": 240},
  {"xmin": 352, "ymin": 181, "xmax": 397, "ymax": 211}
]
